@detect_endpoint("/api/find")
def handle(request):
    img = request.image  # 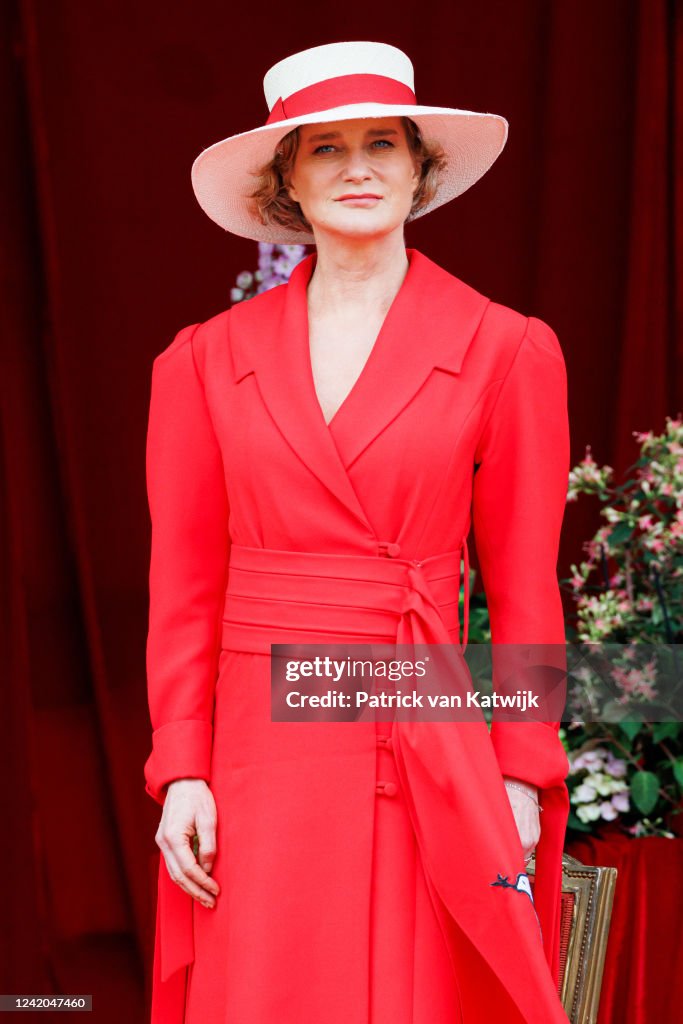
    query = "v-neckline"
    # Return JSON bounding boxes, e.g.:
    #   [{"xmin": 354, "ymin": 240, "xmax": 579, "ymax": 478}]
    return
[{"xmin": 300, "ymin": 249, "xmax": 416, "ymax": 432}]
